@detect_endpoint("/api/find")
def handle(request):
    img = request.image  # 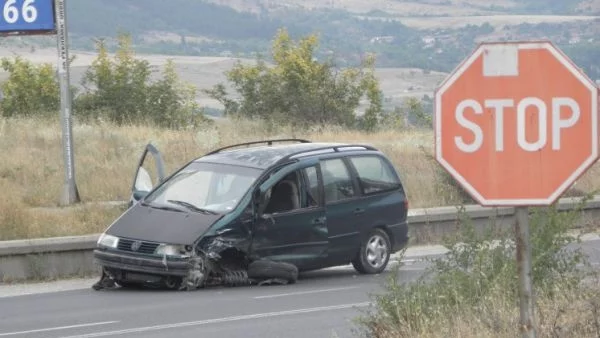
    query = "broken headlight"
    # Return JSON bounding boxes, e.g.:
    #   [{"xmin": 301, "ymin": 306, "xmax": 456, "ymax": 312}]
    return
[
  {"xmin": 97, "ymin": 233, "xmax": 119, "ymax": 249},
  {"xmin": 155, "ymin": 244, "xmax": 191, "ymax": 257}
]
